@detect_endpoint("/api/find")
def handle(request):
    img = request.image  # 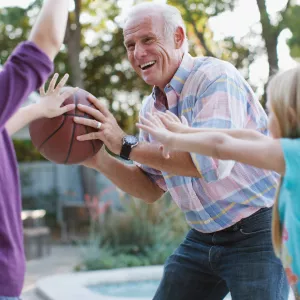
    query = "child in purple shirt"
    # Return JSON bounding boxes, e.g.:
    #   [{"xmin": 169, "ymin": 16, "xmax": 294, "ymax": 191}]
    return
[{"xmin": 0, "ymin": 0, "xmax": 71, "ymax": 298}]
